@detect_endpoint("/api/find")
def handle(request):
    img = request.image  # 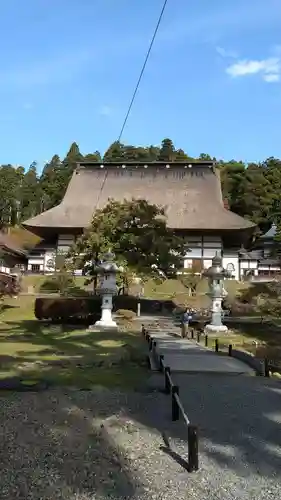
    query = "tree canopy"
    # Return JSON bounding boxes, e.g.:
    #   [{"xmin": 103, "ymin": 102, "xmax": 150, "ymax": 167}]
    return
[
  {"xmin": 70, "ymin": 199, "xmax": 186, "ymax": 279},
  {"xmin": 0, "ymin": 137, "xmax": 281, "ymax": 235}
]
